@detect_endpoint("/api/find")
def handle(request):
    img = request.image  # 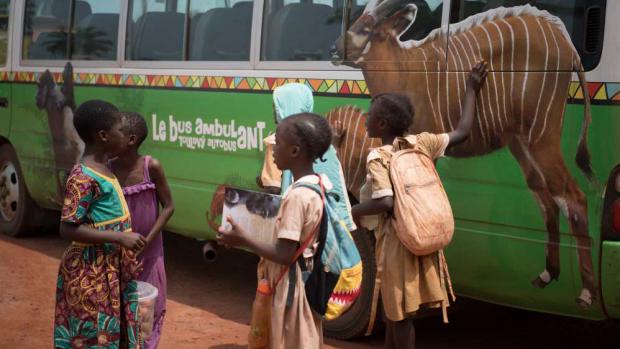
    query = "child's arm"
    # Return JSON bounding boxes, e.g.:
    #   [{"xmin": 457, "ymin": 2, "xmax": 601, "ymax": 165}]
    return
[
  {"xmin": 144, "ymin": 158, "xmax": 175, "ymax": 247},
  {"xmin": 217, "ymin": 216, "xmax": 297, "ymax": 265},
  {"xmin": 60, "ymin": 222, "xmax": 145, "ymax": 252},
  {"xmin": 351, "ymin": 152, "xmax": 393, "ymax": 227},
  {"xmin": 447, "ymin": 60, "xmax": 488, "ymax": 147},
  {"xmin": 351, "ymin": 197, "xmax": 393, "ymax": 227},
  {"xmin": 255, "ymin": 176, "xmax": 281, "ymax": 195}
]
